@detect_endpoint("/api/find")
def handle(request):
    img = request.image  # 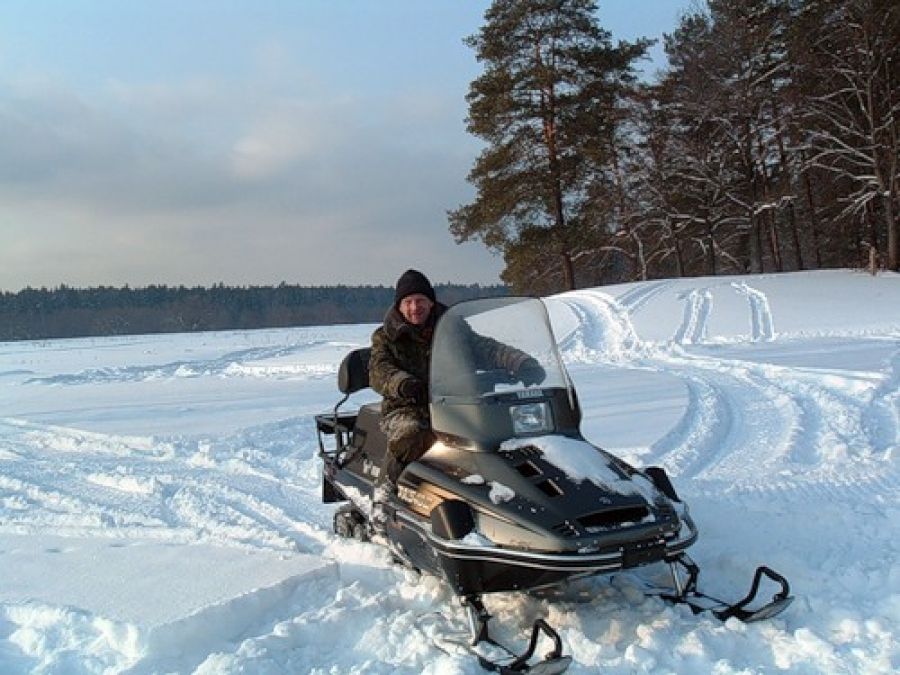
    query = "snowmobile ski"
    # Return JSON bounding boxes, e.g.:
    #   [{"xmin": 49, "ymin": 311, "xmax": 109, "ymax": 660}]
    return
[
  {"xmin": 650, "ymin": 555, "xmax": 794, "ymax": 622},
  {"xmin": 462, "ymin": 596, "xmax": 572, "ymax": 674}
]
